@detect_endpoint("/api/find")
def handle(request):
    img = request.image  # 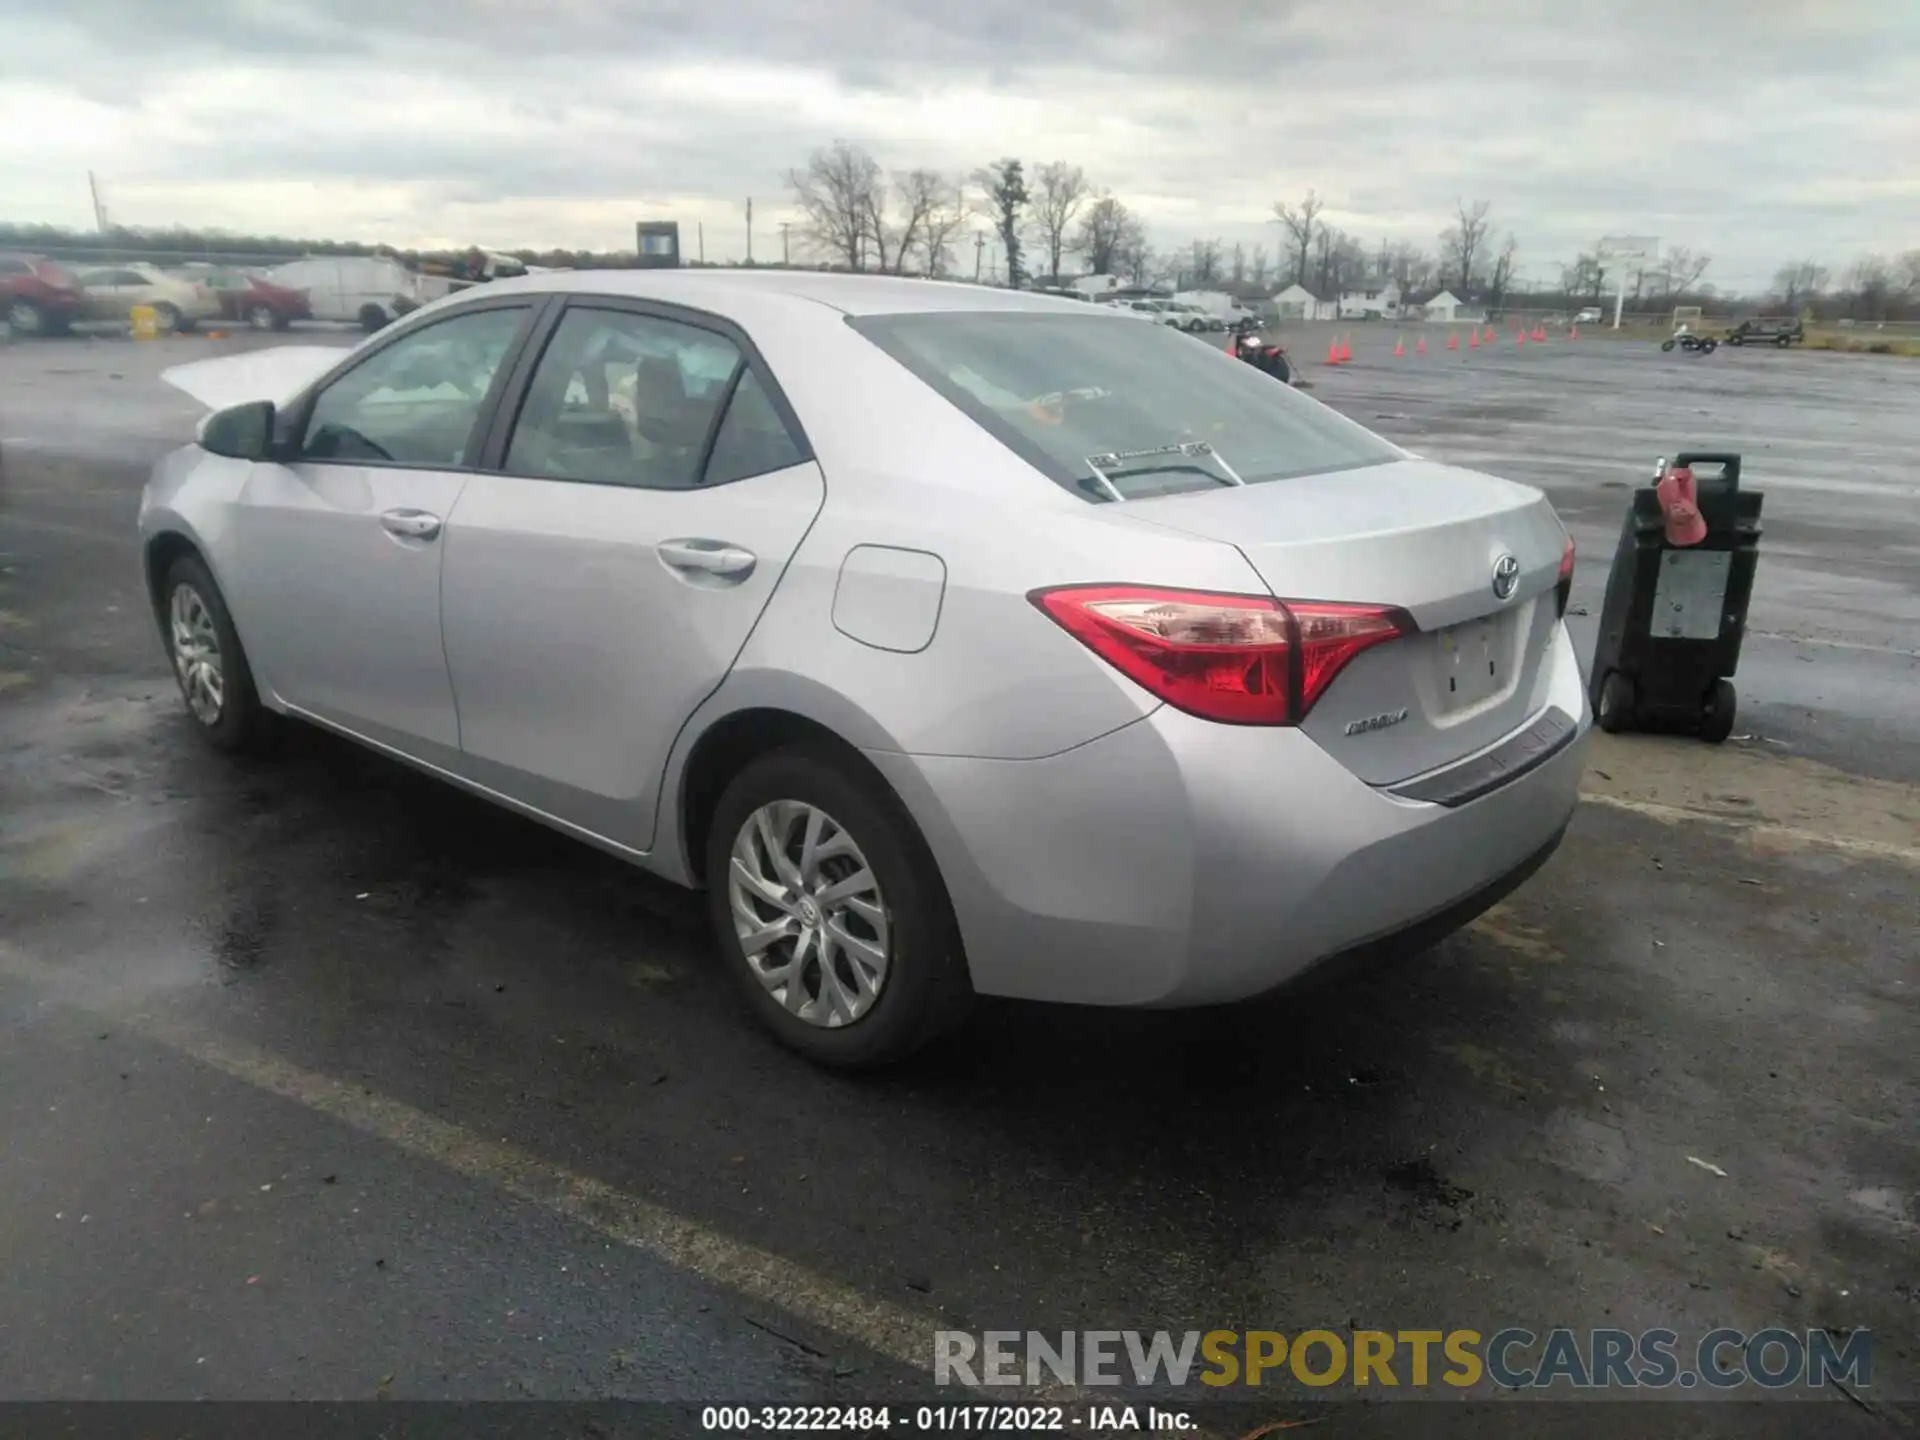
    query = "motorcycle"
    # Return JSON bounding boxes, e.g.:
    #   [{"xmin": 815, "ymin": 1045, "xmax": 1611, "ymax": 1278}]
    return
[
  {"xmin": 1660, "ymin": 331, "xmax": 1718, "ymax": 354},
  {"xmin": 1231, "ymin": 329, "xmax": 1294, "ymax": 383}
]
